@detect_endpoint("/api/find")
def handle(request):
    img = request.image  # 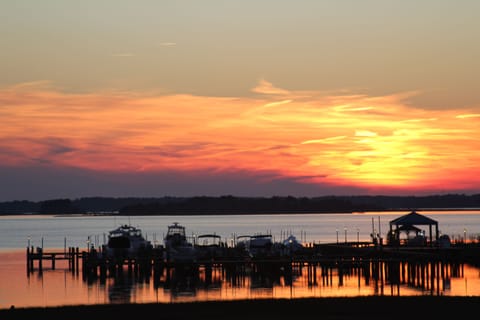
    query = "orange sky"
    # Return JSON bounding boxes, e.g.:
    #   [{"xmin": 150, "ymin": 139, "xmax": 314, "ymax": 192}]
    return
[
  {"xmin": 1, "ymin": 80, "xmax": 479, "ymax": 199},
  {"xmin": 1, "ymin": 1, "xmax": 480, "ymax": 200}
]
